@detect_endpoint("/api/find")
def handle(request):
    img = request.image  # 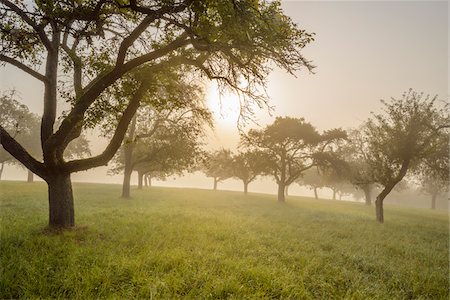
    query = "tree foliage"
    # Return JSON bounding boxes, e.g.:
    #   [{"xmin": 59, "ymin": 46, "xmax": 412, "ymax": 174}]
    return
[
  {"xmin": 243, "ymin": 116, "xmax": 346, "ymax": 202},
  {"xmin": 230, "ymin": 149, "xmax": 270, "ymax": 193},
  {"xmin": 202, "ymin": 149, "xmax": 233, "ymax": 190},
  {"xmin": 365, "ymin": 89, "xmax": 449, "ymax": 222}
]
